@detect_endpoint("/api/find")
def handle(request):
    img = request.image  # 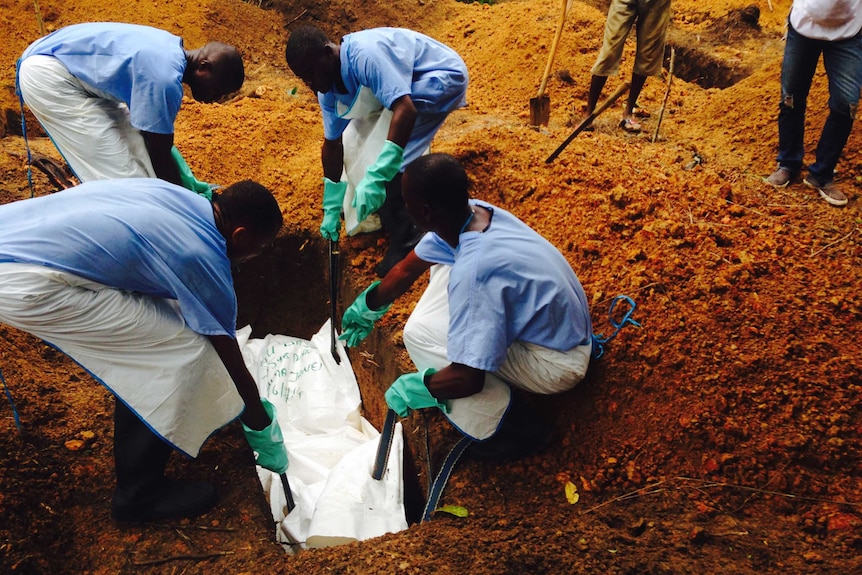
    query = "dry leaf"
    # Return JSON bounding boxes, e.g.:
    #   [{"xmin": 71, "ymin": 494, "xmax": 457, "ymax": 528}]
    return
[{"xmin": 565, "ymin": 481, "xmax": 580, "ymax": 504}]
